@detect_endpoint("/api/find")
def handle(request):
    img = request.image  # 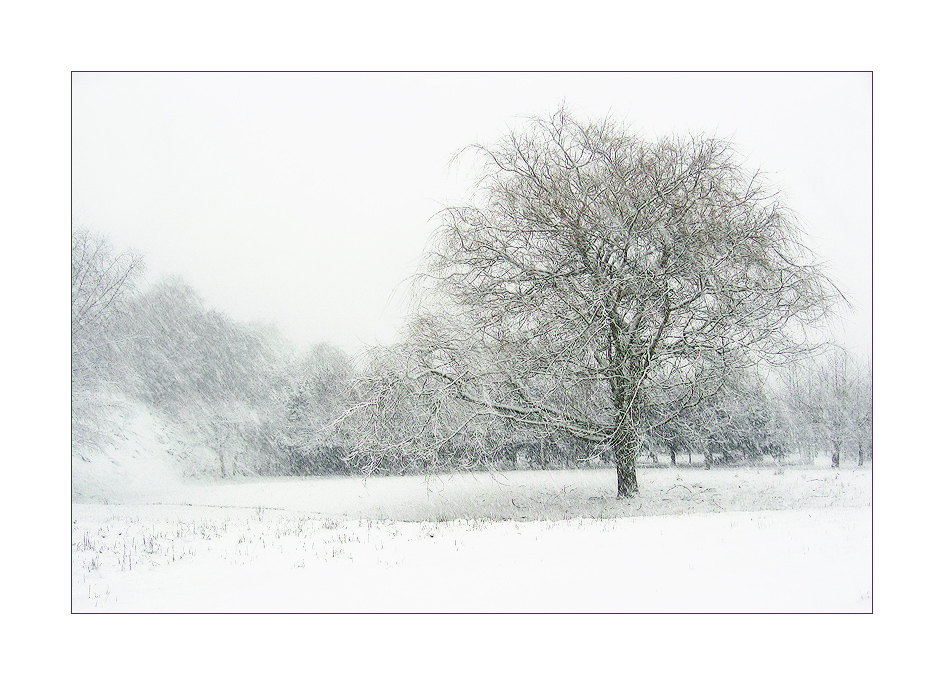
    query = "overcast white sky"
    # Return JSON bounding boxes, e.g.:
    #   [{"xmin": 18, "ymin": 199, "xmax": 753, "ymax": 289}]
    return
[{"xmin": 72, "ymin": 72, "xmax": 871, "ymax": 357}]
